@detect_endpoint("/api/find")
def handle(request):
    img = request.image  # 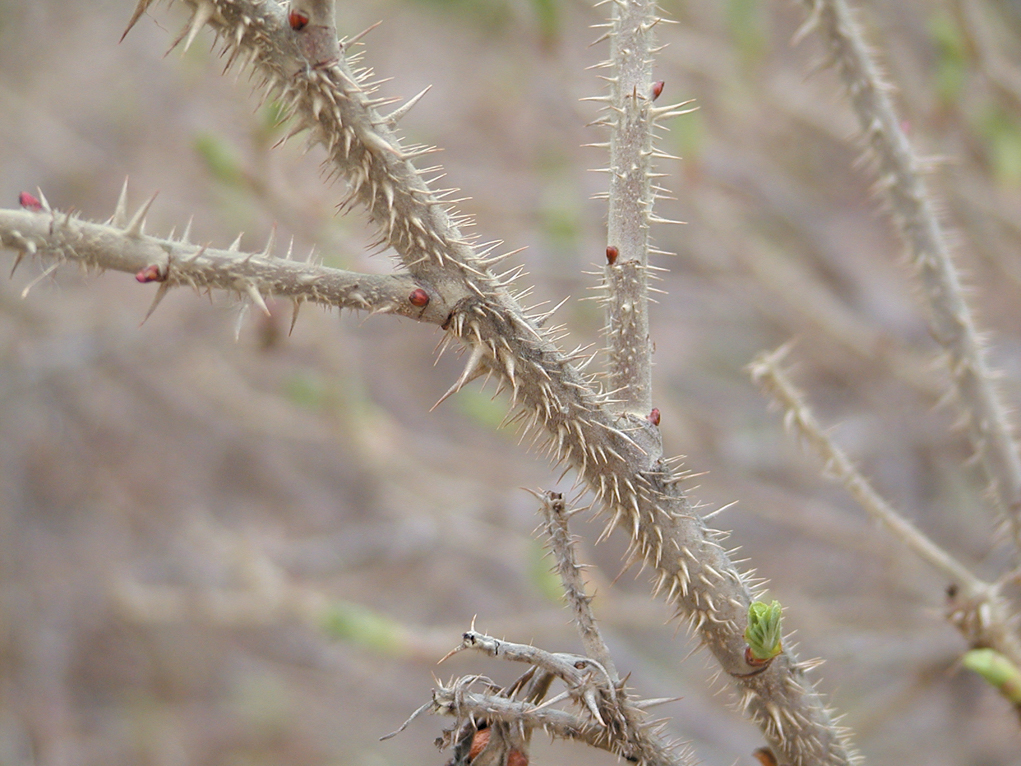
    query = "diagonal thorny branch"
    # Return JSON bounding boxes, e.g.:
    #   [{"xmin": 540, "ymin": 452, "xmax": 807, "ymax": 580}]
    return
[{"xmin": 0, "ymin": 1, "xmax": 856, "ymax": 763}]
